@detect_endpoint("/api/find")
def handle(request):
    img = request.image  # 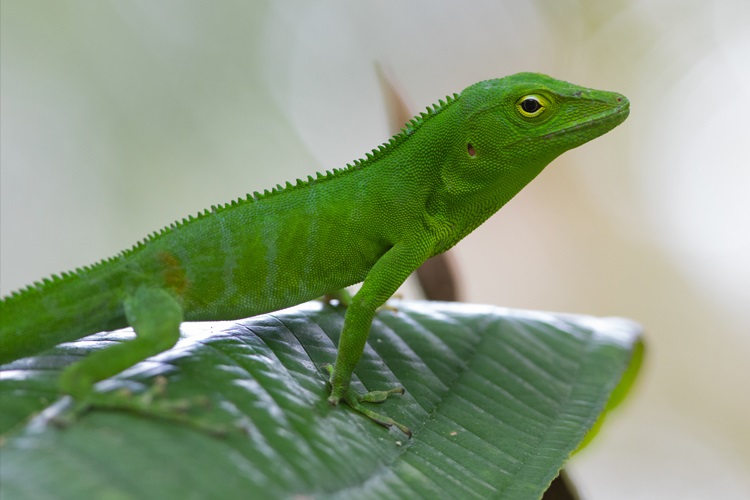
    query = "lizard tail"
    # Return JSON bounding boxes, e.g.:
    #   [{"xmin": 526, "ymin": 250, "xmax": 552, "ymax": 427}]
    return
[{"xmin": 0, "ymin": 265, "xmax": 127, "ymax": 365}]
